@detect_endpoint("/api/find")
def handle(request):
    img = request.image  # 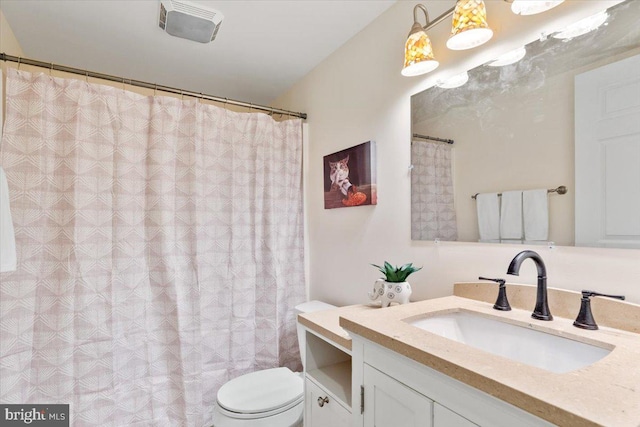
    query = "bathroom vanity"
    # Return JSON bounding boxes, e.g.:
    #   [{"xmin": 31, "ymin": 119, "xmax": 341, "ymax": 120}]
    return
[
  {"xmin": 298, "ymin": 305, "xmax": 374, "ymax": 427},
  {"xmin": 299, "ymin": 285, "xmax": 640, "ymax": 427}
]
